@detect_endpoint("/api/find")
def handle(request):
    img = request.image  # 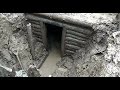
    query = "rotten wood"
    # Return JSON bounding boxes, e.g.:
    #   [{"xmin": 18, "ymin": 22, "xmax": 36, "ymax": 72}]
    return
[
  {"xmin": 118, "ymin": 13, "xmax": 120, "ymax": 31},
  {"xmin": 32, "ymin": 30, "xmax": 42, "ymax": 36},
  {"xmin": 65, "ymin": 44, "xmax": 81, "ymax": 50},
  {"xmin": 65, "ymin": 26, "xmax": 93, "ymax": 35},
  {"xmin": 65, "ymin": 50, "xmax": 75, "ymax": 55},
  {"xmin": 61, "ymin": 27, "xmax": 66, "ymax": 56},
  {"xmin": 27, "ymin": 23, "xmax": 35, "ymax": 60},
  {"xmin": 34, "ymin": 37, "xmax": 43, "ymax": 43},
  {"xmin": 66, "ymin": 33, "xmax": 87, "ymax": 41},
  {"xmin": 65, "ymin": 37, "xmax": 87, "ymax": 44},
  {"xmin": 65, "ymin": 41, "xmax": 85, "ymax": 48},
  {"xmin": 27, "ymin": 65, "xmax": 41, "ymax": 77},
  {"xmin": 31, "ymin": 23, "xmax": 41, "ymax": 29},
  {"xmin": 25, "ymin": 14, "xmax": 63, "ymax": 28},
  {"xmin": 31, "ymin": 13, "xmax": 92, "ymax": 29},
  {"xmin": 36, "ymin": 52, "xmax": 49, "ymax": 69},
  {"xmin": 25, "ymin": 14, "xmax": 93, "ymax": 32},
  {"xmin": 32, "ymin": 34, "xmax": 42, "ymax": 39},
  {"xmin": 27, "ymin": 19, "xmax": 41, "ymax": 25},
  {"xmin": 25, "ymin": 14, "xmax": 93, "ymax": 56},
  {"xmin": 41, "ymin": 22, "xmax": 47, "ymax": 50},
  {"xmin": 66, "ymin": 30, "xmax": 88, "ymax": 39},
  {"xmin": 0, "ymin": 64, "xmax": 12, "ymax": 72},
  {"xmin": 32, "ymin": 27, "xmax": 42, "ymax": 32}
]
